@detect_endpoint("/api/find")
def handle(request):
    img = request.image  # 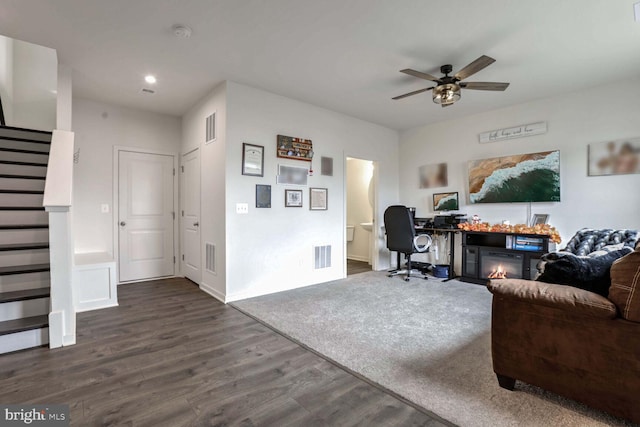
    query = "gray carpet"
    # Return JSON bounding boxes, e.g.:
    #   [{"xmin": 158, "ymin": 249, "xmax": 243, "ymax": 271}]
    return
[{"xmin": 232, "ymin": 271, "xmax": 633, "ymax": 427}]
